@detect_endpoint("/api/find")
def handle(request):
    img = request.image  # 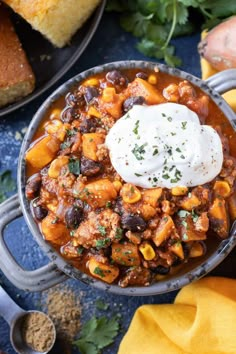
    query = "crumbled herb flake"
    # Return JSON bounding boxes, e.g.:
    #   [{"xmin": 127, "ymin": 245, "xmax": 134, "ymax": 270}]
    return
[
  {"xmin": 134, "ymin": 173, "xmax": 143, "ymax": 177},
  {"xmin": 68, "ymin": 158, "xmax": 80, "ymax": 175},
  {"xmin": 132, "ymin": 143, "xmax": 147, "ymax": 161},
  {"xmin": 98, "ymin": 225, "xmax": 106, "ymax": 236},
  {"xmin": 94, "ymin": 266, "xmax": 105, "ymax": 278},
  {"xmin": 133, "ymin": 120, "xmax": 140, "ymax": 135}
]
